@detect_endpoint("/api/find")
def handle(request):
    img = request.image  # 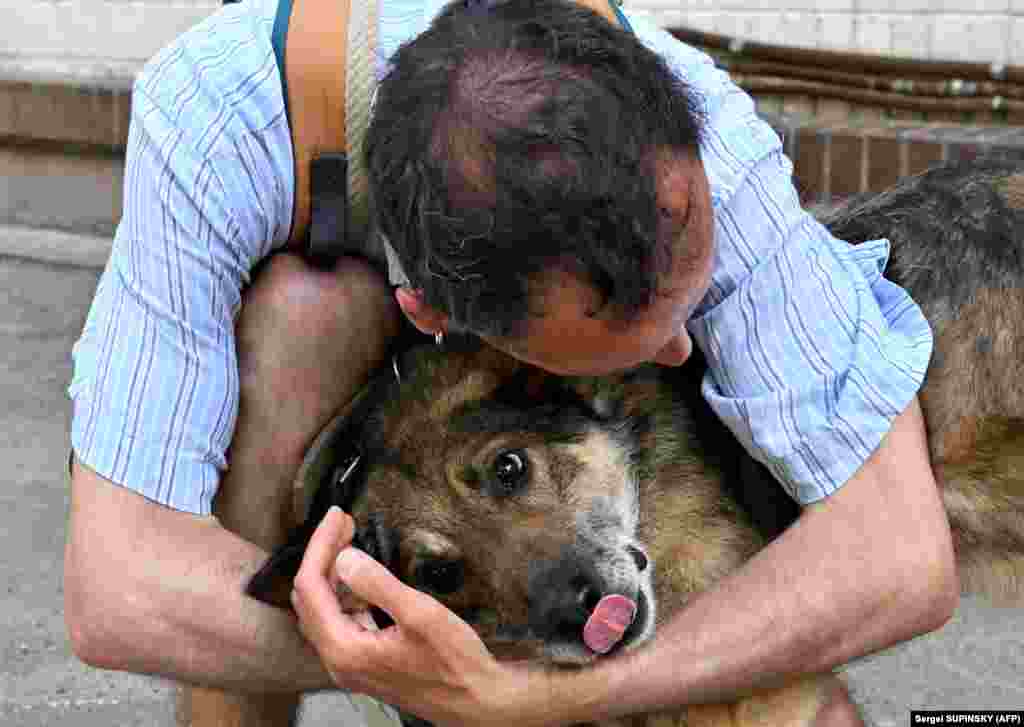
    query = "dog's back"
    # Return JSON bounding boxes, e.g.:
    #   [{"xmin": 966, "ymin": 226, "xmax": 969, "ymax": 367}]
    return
[{"xmin": 822, "ymin": 158, "xmax": 1024, "ymax": 600}]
